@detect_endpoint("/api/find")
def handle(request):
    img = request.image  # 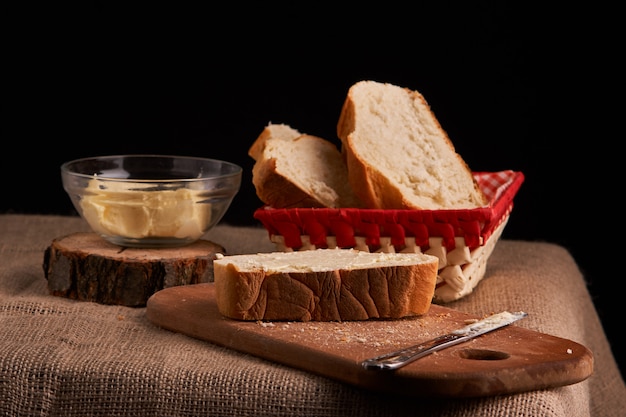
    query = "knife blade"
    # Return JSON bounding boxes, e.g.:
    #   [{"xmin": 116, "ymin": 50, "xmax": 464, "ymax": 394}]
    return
[{"xmin": 361, "ymin": 310, "xmax": 528, "ymax": 371}]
